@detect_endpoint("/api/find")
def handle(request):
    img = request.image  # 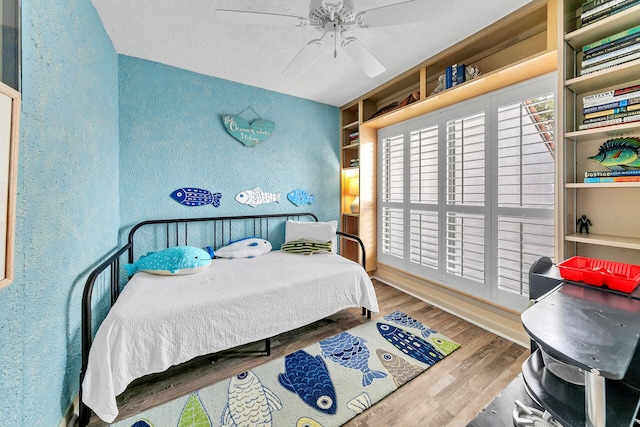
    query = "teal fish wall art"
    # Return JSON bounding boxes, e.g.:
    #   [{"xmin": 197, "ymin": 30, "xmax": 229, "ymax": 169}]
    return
[
  {"xmin": 589, "ymin": 137, "xmax": 640, "ymax": 170},
  {"xmin": 222, "ymin": 108, "xmax": 275, "ymax": 147},
  {"xmin": 287, "ymin": 188, "xmax": 314, "ymax": 206}
]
